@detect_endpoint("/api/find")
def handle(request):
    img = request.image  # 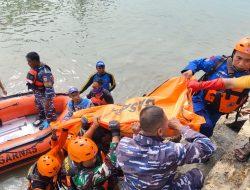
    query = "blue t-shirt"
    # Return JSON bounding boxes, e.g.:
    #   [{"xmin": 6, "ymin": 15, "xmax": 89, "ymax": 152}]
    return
[{"xmin": 64, "ymin": 98, "xmax": 91, "ymax": 120}]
